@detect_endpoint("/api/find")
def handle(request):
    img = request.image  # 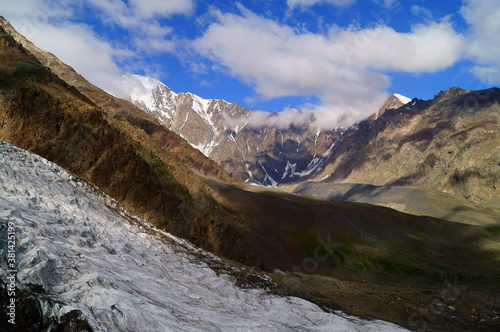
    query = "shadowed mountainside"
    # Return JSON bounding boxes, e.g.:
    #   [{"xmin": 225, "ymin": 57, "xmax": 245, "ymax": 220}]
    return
[{"xmin": 294, "ymin": 181, "xmax": 500, "ymax": 226}]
